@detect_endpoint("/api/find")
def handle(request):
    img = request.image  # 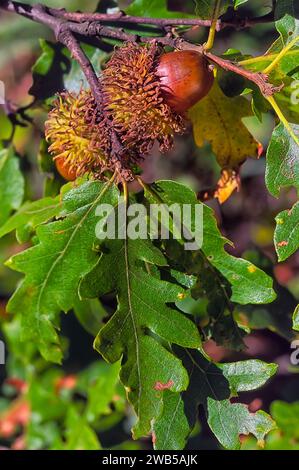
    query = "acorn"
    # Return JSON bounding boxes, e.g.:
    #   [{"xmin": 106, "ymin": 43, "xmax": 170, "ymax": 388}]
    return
[
  {"xmin": 45, "ymin": 43, "xmax": 214, "ymax": 180},
  {"xmin": 55, "ymin": 156, "xmax": 77, "ymax": 181},
  {"xmin": 156, "ymin": 50, "xmax": 214, "ymax": 113}
]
